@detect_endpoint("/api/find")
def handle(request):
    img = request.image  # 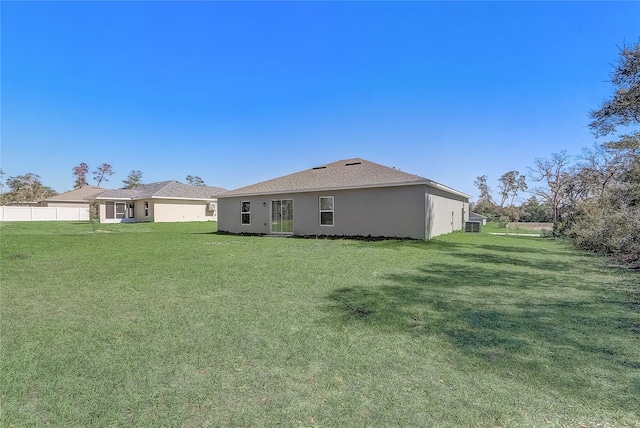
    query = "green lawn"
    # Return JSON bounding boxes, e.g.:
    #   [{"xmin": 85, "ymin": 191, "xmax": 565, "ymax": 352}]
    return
[
  {"xmin": 481, "ymin": 221, "xmax": 552, "ymax": 235},
  {"xmin": 1, "ymin": 221, "xmax": 638, "ymax": 427}
]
